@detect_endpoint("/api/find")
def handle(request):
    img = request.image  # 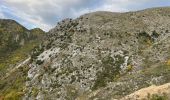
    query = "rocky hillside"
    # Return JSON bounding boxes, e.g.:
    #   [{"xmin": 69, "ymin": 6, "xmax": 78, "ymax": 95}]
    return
[
  {"xmin": 0, "ymin": 19, "xmax": 45, "ymax": 99},
  {"xmin": 22, "ymin": 7, "xmax": 170, "ymax": 100}
]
